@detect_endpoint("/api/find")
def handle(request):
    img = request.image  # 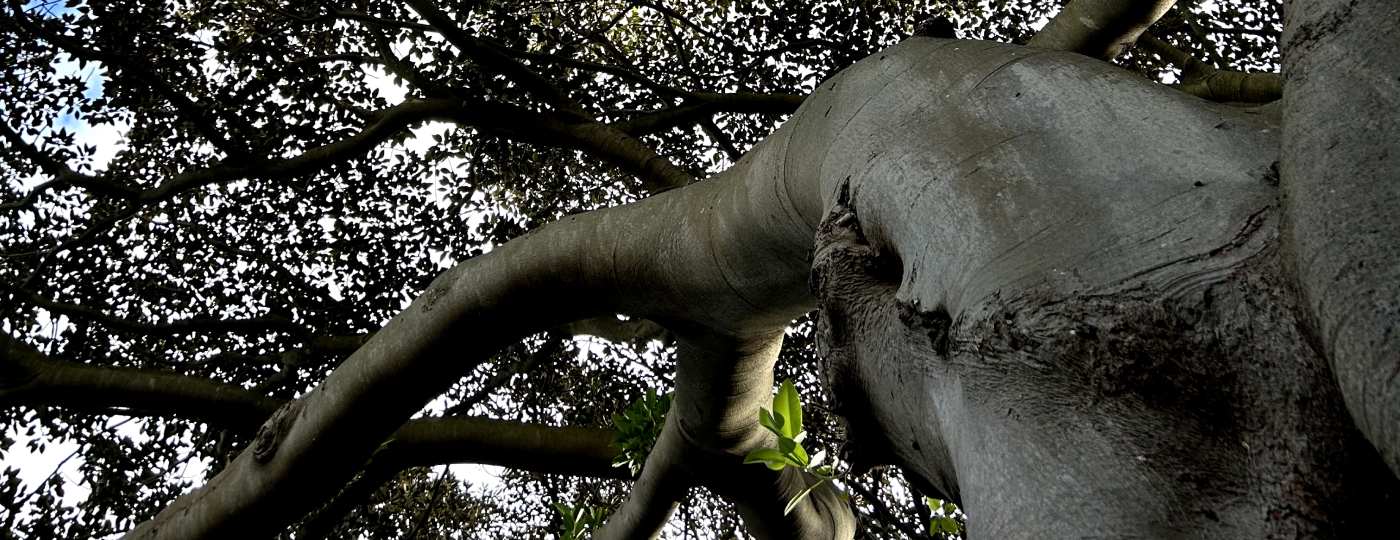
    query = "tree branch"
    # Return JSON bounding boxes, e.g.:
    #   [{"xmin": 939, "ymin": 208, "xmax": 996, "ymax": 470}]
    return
[
  {"xmin": 1027, "ymin": 0, "xmax": 1176, "ymax": 60},
  {"xmin": 1137, "ymin": 34, "xmax": 1282, "ymax": 103},
  {"xmin": 331, "ymin": 8, "xmax": 437, "ymax": 33},
  {"xmin": 611, "ymin": 92, "xmax": 806, "ymax": 138},
  {"xmin": 365, "ymin": 25, "xmax": 455, "ymax": 98},
  {"xmin": 0, "ymin": 122, "xmax": 136, "ymax": 209},
  {"xmin": 403, "ymin": 0, "xmax": 589, "ymax": 118},
  {"xmin": 0, "ymin": 281, "xmax": 308, "ymax": 338},
  {"xmin": 229, "ymin": 53, "xmax": 387, "ymax": 105},
  {"xmin": 0, "ymin": 330, "xmax": 623, "ymax": 478},
  {"xmin": 594, "ymin": 414, "xmax": 689, "ymax": 540},
  {"xmin": 847, "ymin": 480, "xmax": 923, "ymax": 539},
  {"xmin": 1174, "ymin": 0, "xmax": 1228, "ymax": 69},
  {"xmin": 399, "ymin": 0, "xmax": 694, "ymax": 192},
  {"xmin": 478, "ymin": 36, "xmax": 692, "ymax": 101},
  {"xmin": 119, "ymin": 145, "xmax": 817, "ymax": 538},
  {"xmin": 443, "ymin": 334, "xmax": 565, "ymax": 416}
]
